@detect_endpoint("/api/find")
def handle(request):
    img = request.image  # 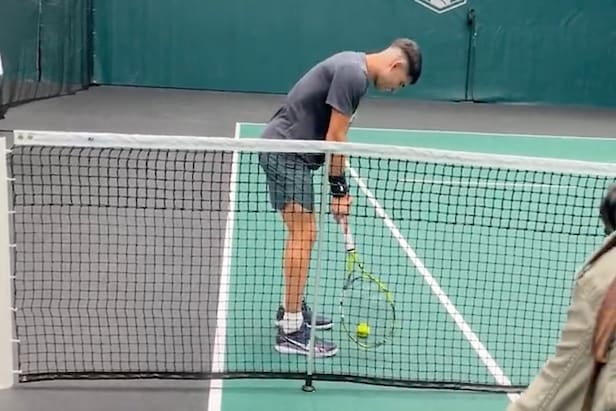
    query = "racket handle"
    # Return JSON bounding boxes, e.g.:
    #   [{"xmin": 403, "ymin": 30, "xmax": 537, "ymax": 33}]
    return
[{"xmin": 340, "ymin": 216, "xmax": 355, "ymax": 252}]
